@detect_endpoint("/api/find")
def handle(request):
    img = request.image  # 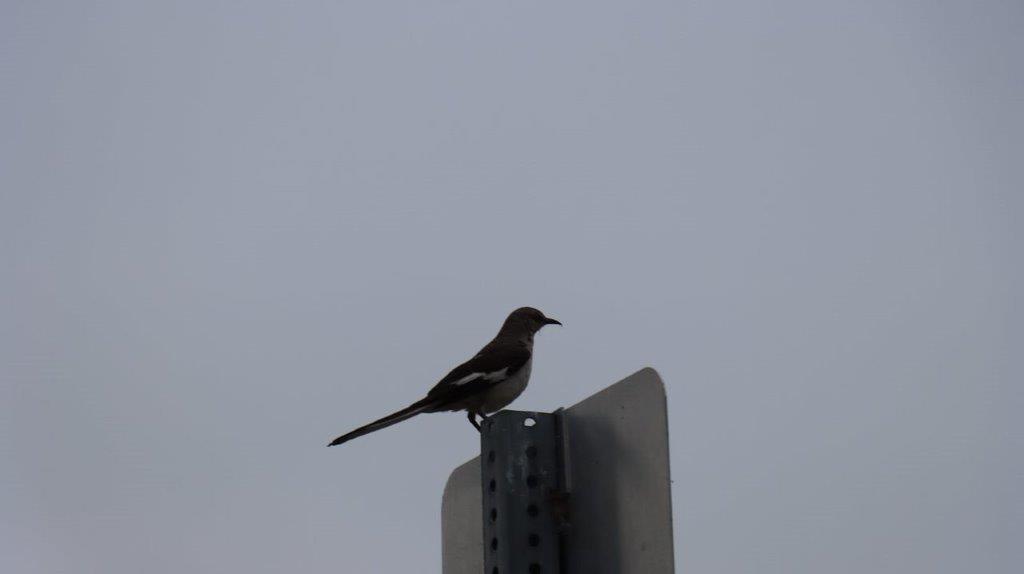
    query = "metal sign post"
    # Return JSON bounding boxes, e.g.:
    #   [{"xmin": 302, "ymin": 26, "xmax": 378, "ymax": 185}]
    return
[{"xmin": 480, "ymin": 411, "xmax": 565, "ymax": 574}]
